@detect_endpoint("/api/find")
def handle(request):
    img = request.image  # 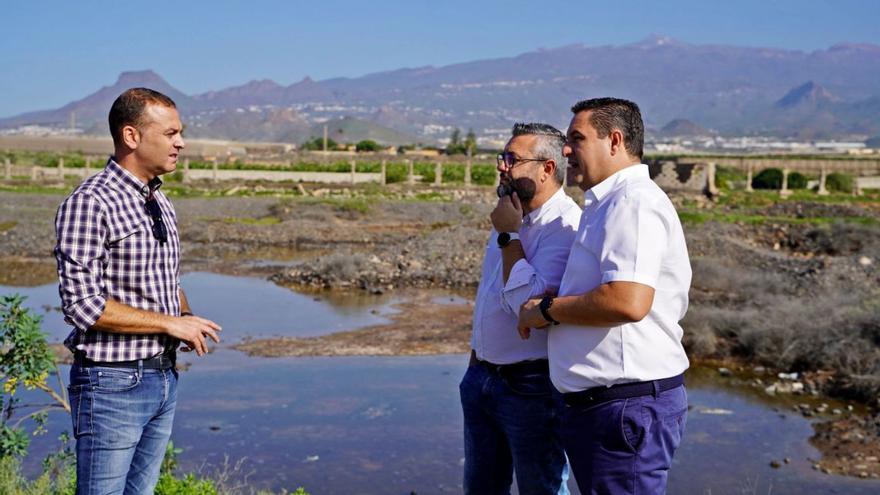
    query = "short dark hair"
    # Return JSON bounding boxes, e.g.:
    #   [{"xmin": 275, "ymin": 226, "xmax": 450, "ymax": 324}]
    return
[
  {"xmin": 108, "ymin": 88, "xmax": 177, "ymax": 147},
  {"xmin": 570, "ymin": 97, "xmax": 644, "ymax": 159},
  {"xmin": 511, "ymin": 122, "xmax": 566, "ymax": 184}
]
